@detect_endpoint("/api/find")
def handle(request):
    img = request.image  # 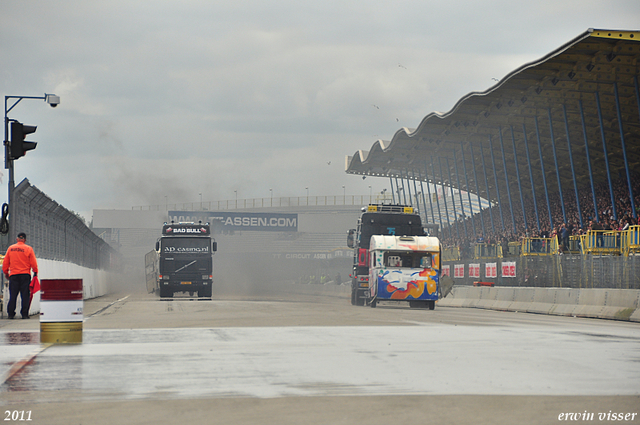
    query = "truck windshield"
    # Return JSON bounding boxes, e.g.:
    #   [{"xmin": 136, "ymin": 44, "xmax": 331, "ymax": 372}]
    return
[
  {"xmin": 161, "ymin": 237, "xmax": 210, "ymax": 254},
  {"xmin": 384, "ymin": 251, "xmax": 432, "ymax": 268}
]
